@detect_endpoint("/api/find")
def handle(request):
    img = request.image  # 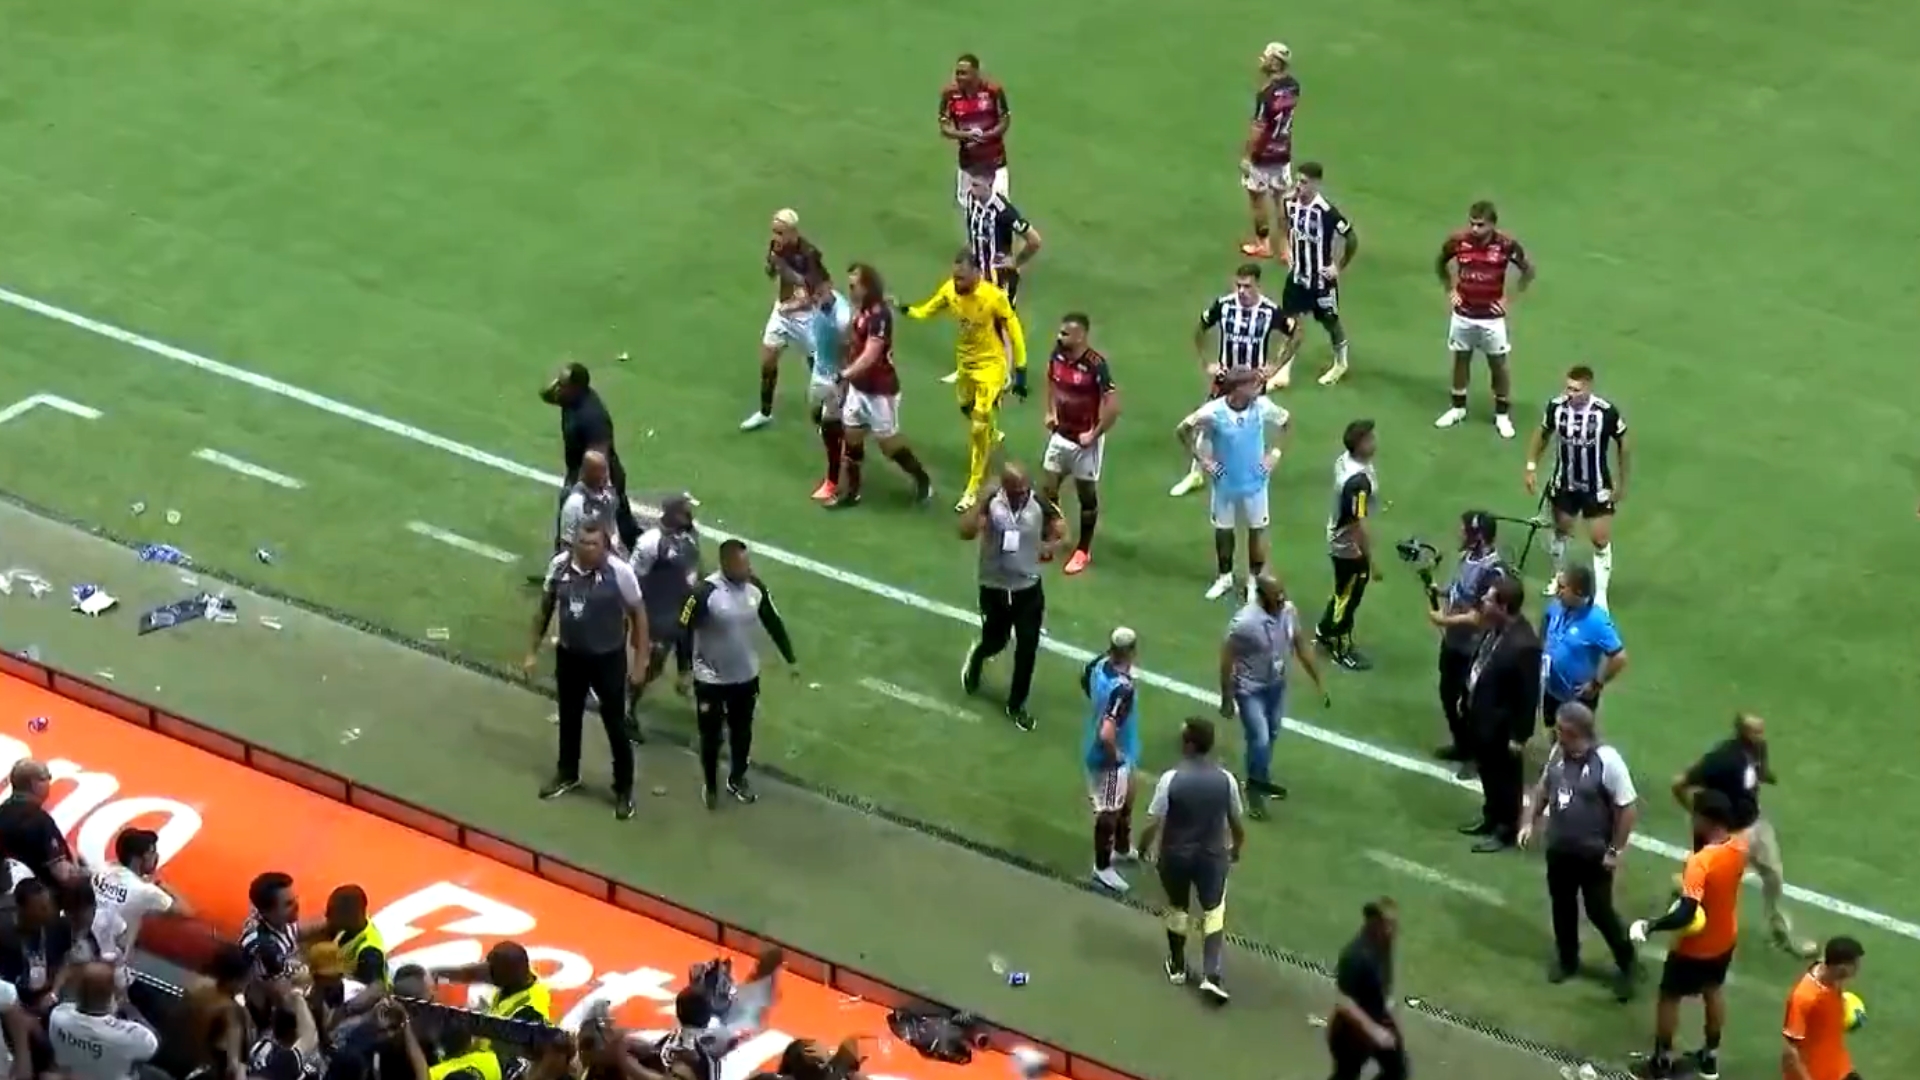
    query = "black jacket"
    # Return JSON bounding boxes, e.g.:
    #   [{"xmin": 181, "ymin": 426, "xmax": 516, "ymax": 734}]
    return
[{"xmin": 1465, "ymin": 617, "xmax": 1542, "ymax": 746}]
